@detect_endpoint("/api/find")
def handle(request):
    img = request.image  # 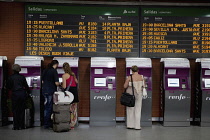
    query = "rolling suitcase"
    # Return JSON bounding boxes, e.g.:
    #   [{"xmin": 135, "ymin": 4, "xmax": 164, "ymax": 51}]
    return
[
  {"xmin": 53, "ymin": 104, "xmax": 70, "ymax": 112},
  {"xmin": 53, "ymin": 104, "xmax": 70, "ymax": 132},
  {"xmin": 24, "ymin": 108, "xmax": 32, "ymax": 128},
  {"xmin": 53, "ymin": 123, "xmax": 70, "ymax": 132},
  {"xmin": 53, "ymin": 111, "xmax": 70, "ymax": 123}
]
